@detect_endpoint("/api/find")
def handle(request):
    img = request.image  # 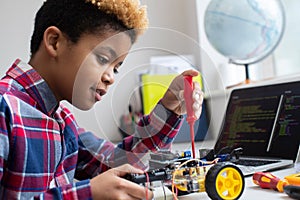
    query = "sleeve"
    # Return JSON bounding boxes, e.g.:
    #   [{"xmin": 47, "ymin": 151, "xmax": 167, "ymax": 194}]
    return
[
  {"xmin": 33, "ymin": 180, "xmax": 92, "ymax": 200},
  {"xmin": 75, "ymin": 101, "xmax": 183, "ymax": 178},
  {"xmin": 0, "ymin": 96, "xmax": 11, "ymax": 187},
  {"xmin": 0, "ymin": 95, "xmax": 93, "ymax": 200},
  {"xmin": 114, "ymin": 101, "xmax": 184, "ymax": 169},
  {"xmin": 75, "ymin": 130, "xmax": 115, "ymax": 179}
]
